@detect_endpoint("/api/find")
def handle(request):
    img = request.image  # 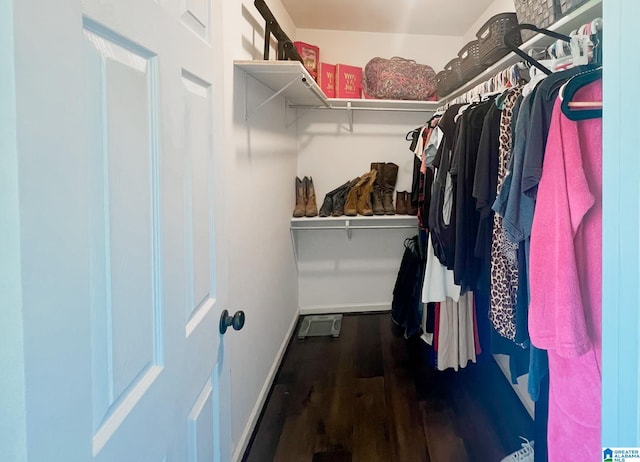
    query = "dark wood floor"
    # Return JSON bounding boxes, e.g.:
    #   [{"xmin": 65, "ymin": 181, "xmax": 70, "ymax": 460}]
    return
[{"xmin": 243, "ymin": 313, "xmax": 533, "ymax": 462}]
